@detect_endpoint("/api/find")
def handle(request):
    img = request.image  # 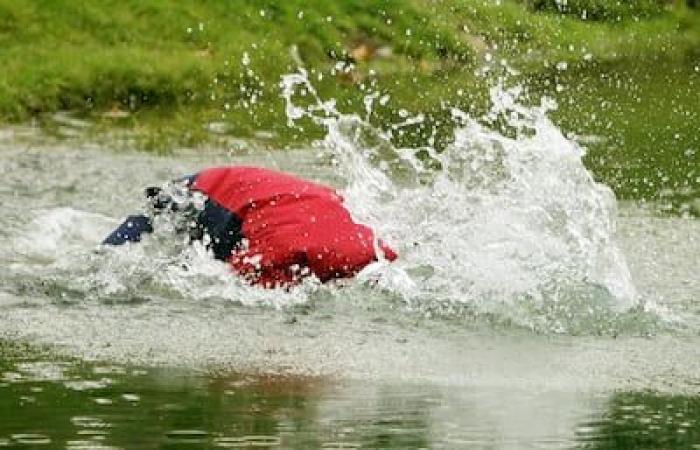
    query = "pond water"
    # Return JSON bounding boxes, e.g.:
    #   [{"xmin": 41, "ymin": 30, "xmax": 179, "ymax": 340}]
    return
[{"xmin": 0, "ymin": 64, "xmax": 698, "ymax": 448}]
